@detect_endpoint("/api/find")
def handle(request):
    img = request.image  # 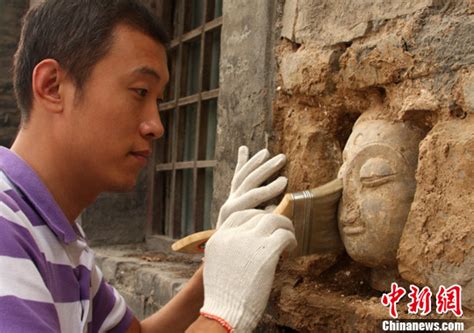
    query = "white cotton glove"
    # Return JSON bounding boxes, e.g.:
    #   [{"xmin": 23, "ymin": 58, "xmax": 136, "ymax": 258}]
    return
[
  {"xmin": 216, "ymin": 146, "xmax": 288, "ymax": 229},
  {"xmin": 201, "ymin": 210, "xmax": 297, "ymax": 332}
]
